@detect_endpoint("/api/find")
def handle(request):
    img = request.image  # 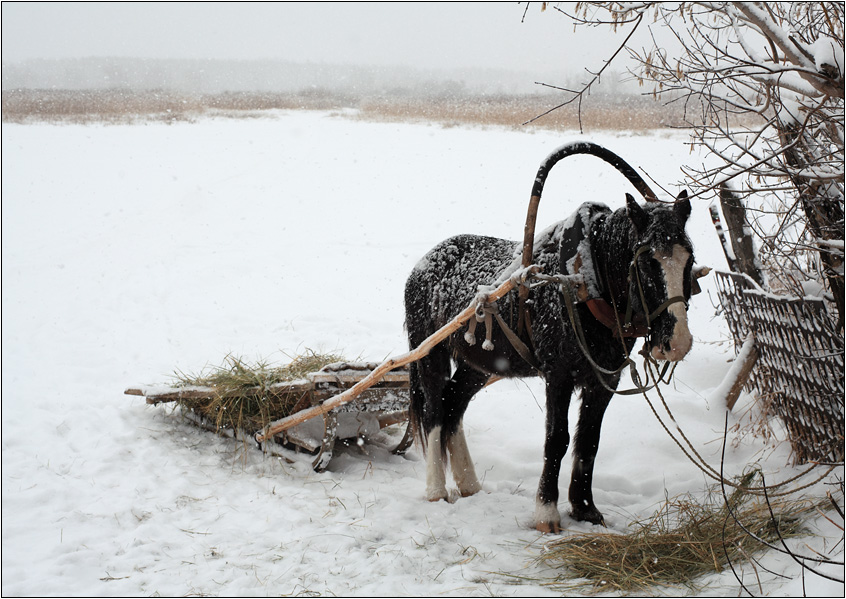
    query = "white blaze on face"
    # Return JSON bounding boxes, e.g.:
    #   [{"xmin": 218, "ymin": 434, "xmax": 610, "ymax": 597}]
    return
[{"xmin": 652, "ymin": 245, "xmax": 693, "ymax": 362}]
